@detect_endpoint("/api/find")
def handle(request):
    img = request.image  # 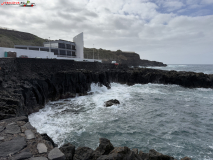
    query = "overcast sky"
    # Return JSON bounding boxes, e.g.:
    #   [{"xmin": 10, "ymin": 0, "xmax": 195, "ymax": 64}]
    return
[{"xmin": 0, "ymin": 0, "xmax": 213, "ymax": 64}]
